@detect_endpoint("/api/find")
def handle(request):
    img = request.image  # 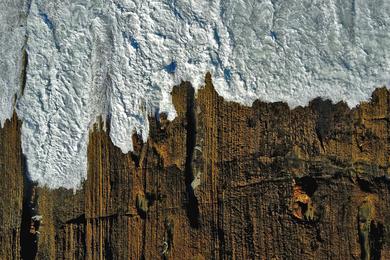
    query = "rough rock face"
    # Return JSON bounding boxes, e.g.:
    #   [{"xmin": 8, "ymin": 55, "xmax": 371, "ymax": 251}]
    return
[
  {"xmin": 0, "ymin": 113, "xmax": 24, "ymax": 259},
  {"xmin": 2, "ymin": 74, "xmax": 390, "ymax": 259}
]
